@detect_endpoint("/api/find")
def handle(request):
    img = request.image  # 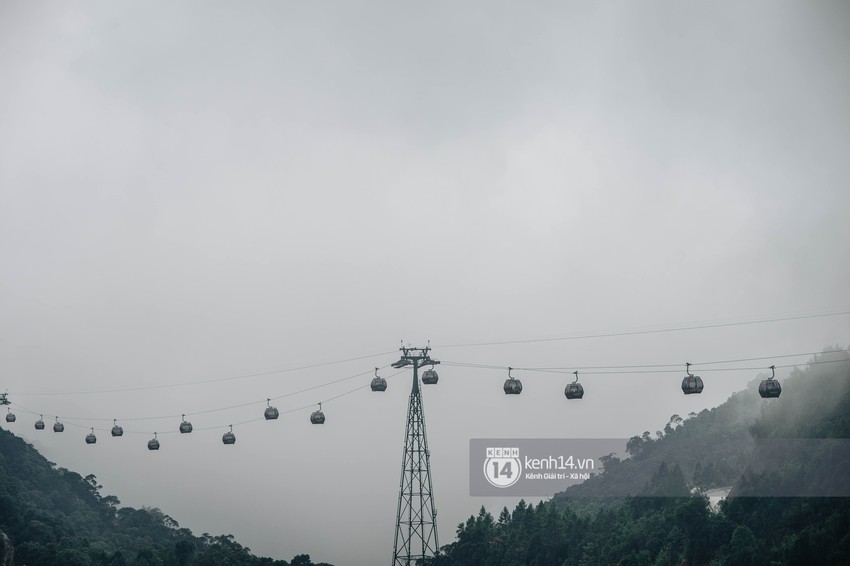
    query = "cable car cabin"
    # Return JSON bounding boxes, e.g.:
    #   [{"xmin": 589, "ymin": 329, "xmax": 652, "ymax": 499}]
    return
[
  {"xmin": 5, "ymin": 410, "xmax": 15, "ymax": 423},
  {"xmin": 148, "ymin": 436, "xmax": 160, "ymax": 450},
  {"xmin": 758, "ymin": 366, "xmax": 781, "ymax": 398},
  {"xmin": 111, "ymin": 424, "xmax": 124, "ymax": 437},
  {"xmin": 371, "ymin": 367, "xmax": 388, "ymax": 391},
  {"xmin": 53, "ymin": 420, "xmax": 64, "ymax": 433},
  {"xmin": 310, "ymin": 409, "xmax": 325, "ymax": 425},
  {"xmin": 681, "ymin": 375, "xmax": 704, "ymax": 395},
  {"xmin": 421, "ymin": 369, "xmax": 439, "ymax": 385},
  {"xmin": 85, "ymin": 429, "xmax": 97, "ymax": 444},
  {"xmin": 759, "ymin": 378, "xmax": 782, "ymax": 398},
  {"xmin": 222, "ymin": 430, "xmax": 236, "ymax": 445},
  {"xmin": 264, "ymin": 400, "xmax": 279, "ymax": 420},
  {"xmin": 503, "ymin": 378, "xmax": 523, "ymax": 395},
  {"xmin": 179, "ymin": 418, "xmax": 193, "ymax": 434},
  {"xmin": 564, "ymin": 383, "xmax": 584, "ymax": 399},
  {"xmin": 34, "ymin": 417, "xmax": 45, "ymax": 430}
]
